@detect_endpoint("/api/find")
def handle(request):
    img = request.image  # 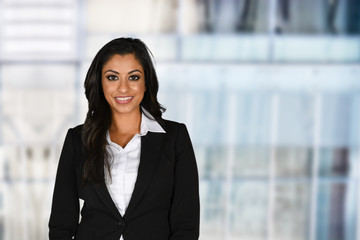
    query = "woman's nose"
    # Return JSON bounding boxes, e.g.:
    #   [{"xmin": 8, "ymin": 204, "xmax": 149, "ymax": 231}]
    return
[{"xmin": 117, "ymin": 79, "xmax": 129, "ymax": 93}]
